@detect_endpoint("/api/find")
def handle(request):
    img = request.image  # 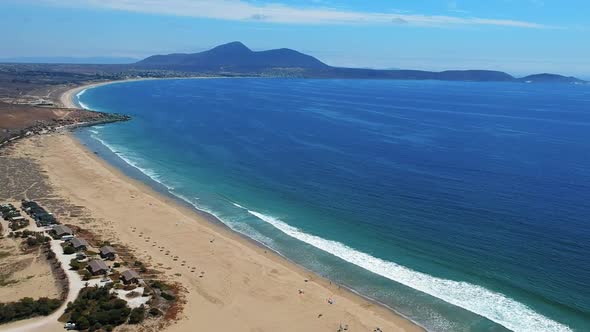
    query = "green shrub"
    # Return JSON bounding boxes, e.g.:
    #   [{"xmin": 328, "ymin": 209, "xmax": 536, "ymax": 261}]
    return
[
  {"xmin": 90, "ymin": 322, "xmax": 102, "ymax": 331},
  {"xmin": 65, "ymin": 286, "xmax": 132, "ymax": 330},
  {"xmin": 148, "ymin": 307, "xmax": 161, "ymax": 317},
  {"xmin": 63, "ymin": 246, "xmax": 75, "ymax": 255},
  {"xmin": 26, "ymin": 237, "xmax": 38, "ymax": 247},
  {"xmin": 161, "ymin": 292, "xmax": 176, "ymax": 301},
  {"xmin": 76, "ymin": 317, "xmax": 90, "ymax": 330},
  {"xmin": 150, "ymin": 280, "xmax": 168, "ymax": 290},
  {"xmin": 0, "ymin": 297, "xmax": 61, "ymax": 324},
  {"xmin": 69, "ymin": 259, "xmax": 82, "ymax": 271},
  {"xmin": 128, "ymin": 305, "xmax": 145, "ymax": 324}
]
